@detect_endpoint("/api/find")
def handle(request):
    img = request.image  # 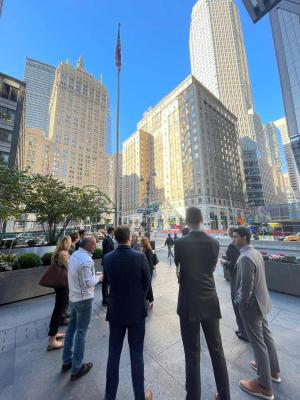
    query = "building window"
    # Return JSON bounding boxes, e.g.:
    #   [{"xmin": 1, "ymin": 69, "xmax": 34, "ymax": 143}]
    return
[
  {"xmin": 0, "ymin": 106, "xmax": 15, "ymax": 124},
  {"xmin": 1, "ymin": 83, "xmax": 18, "ymax": 102},
  {"xmin": 0, "ymin": 151, "xmax": 9, "ymax": 163}
]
